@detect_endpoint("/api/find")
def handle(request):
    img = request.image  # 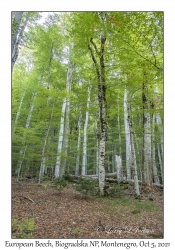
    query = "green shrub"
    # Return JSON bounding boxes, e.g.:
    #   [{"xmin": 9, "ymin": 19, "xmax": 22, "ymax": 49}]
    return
[
  {"xmin": 63, "ymin": 174, "xmax": 74, "ymax": 182},
  {"xmin": 75, "ymin": 177, "xmax": 97, "ymax": 198},
  {"xmin": 12, "ymin": 218, "xmax": 35, "ymax": 238},
  {"xmin": 53, "ymin": 177, "xmax": 68, "ymax": 192},
  {"xmin": 106, "ymin": 183, "xmax": 125, "ymax": 198}
]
